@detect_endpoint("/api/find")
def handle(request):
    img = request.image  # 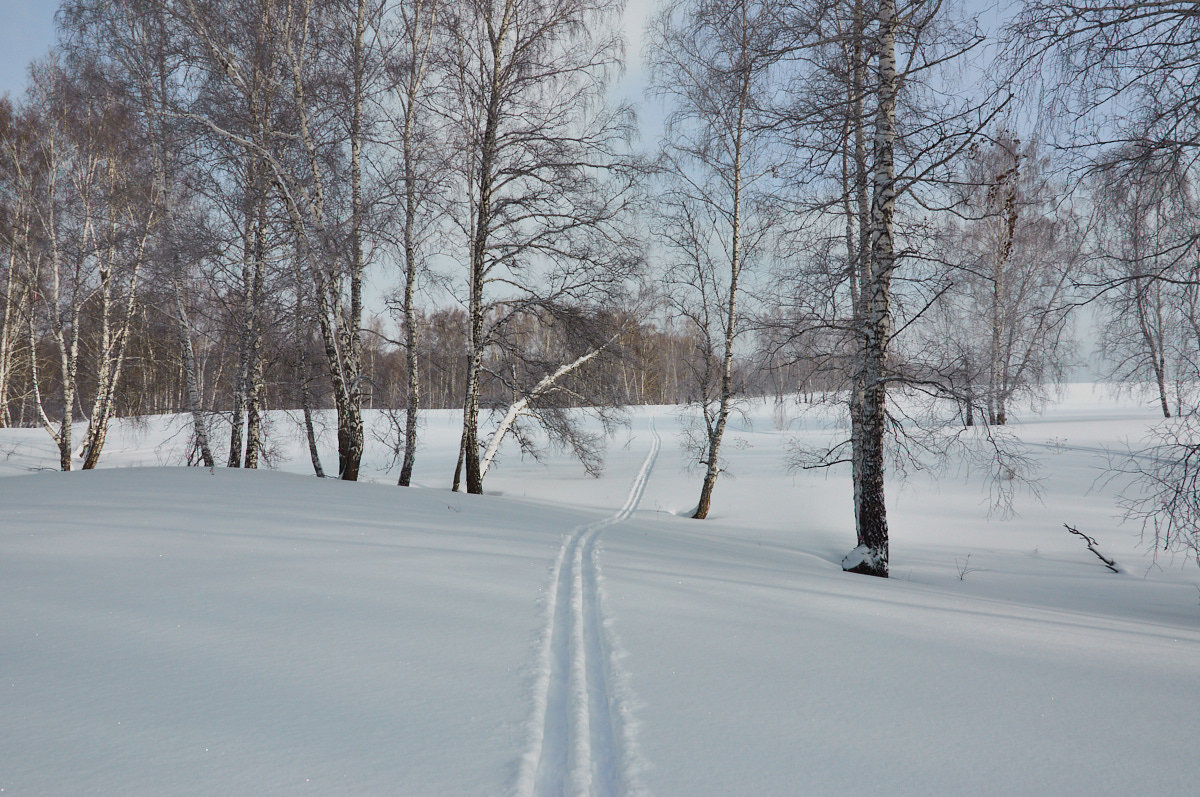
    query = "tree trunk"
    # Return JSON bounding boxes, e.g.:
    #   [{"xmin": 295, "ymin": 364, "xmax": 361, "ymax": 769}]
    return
[
  {"xmin": 244, "ymin": 356, "xmax": 263, "ymax": 468},
  {"xmin": 694, "ymin": 64, "xmax": 749, "ymax": 521},
  {"xmin": 478, "ymin": 343, "xmax": 610, "ymax": 481},
  {"xmin": 294, "ymin": 247, "xmax": 324, "ymax": 478},
  {"xmin": 174, "ymin": 278, "xmax": 215, "ymax": 468},
  {"xmin": 457, "ymin": 2, "xmax": 511, "ymax": 496},
  {"xmin": 243, "ymin": 174, "xmax": 268, "ymax": 469},
  {"xmin": 461, "ymin": 301, "xmax": 484, "ymax": 493},
  {"xmin": 397, "ymin": 39, "xmax": 425, "ymax": 486},
  {"xmin": 1135, "ymin": 281, "xmax": 1171, "ymax": 418},
  {"xmin": 302, "ymin": 387, "xmax": 324, "ymax": 477},
  {"xmin": 452, "ymin": 427, "xmax": 466, "ymax": 492},
  {"xmin": 335, "ymin": 0, "xmax": 369, "ymax": 482},
  {"xmin": 845, "ymin": 0, "xmax": 896, "ymax": 579},
  {"xmin": 398, "ymin": 294, "xmax": 420, "ymax": 486},
  {"xmin": 81, "ymin": 277, "xmax": 142, "ymax": 470},
  {"xmin": 847, "ymin": 0, "xmax": 870, "ymax": 540},
  {"xmin": 82, "ymin": 189, "xmax": 148, "ymax": 470}
]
